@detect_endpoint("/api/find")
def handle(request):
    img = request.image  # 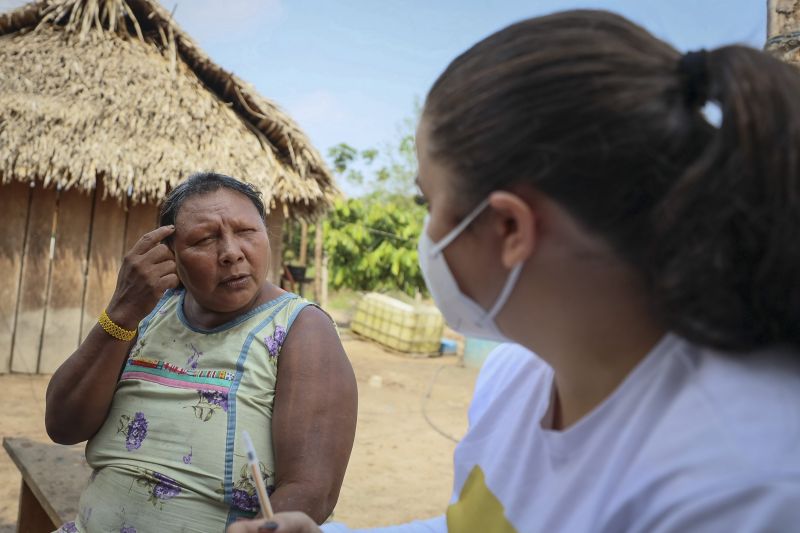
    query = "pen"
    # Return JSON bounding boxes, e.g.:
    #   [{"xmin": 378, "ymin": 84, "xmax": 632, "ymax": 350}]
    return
[{"xmin": 241, "ymin": 430, "xmax": 274, "ymax": 519}]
